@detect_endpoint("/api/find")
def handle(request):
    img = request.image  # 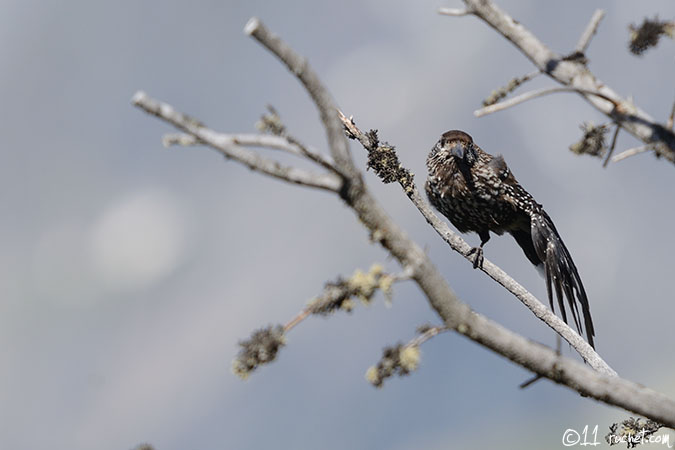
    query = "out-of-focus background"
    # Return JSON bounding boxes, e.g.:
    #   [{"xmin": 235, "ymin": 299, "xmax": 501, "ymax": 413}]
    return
[{"xmin": 2, "ymin": 0, "xmax": 674, "ymax": 448}]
